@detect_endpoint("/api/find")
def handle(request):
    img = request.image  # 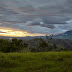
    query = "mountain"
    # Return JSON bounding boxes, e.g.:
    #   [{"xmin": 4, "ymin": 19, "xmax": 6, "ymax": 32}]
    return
[
  {"xmin": 0, "ymin": 36, "xmax": 45, "ymax": 40},
  {"xmin": 53, "ymin": 30, "xmax": 72, "ymax": 40},
  {"xmin": 0, "ymin": 30, "xmax": 72, "ymax": 40}
]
